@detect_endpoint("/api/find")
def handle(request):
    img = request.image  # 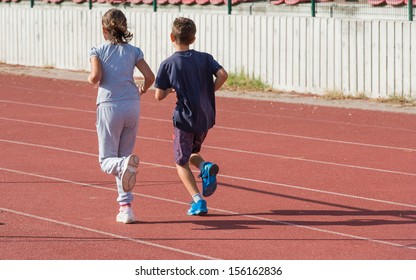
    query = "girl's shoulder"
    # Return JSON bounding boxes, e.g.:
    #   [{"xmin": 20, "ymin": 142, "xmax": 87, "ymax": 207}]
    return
[
  {"xmin": 121, "ymin": 43, "xmax": 143, "ymax": 54},
  {"xmin": 90, "ymin": 42, "xmax": 111, "ymax": 53}
]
